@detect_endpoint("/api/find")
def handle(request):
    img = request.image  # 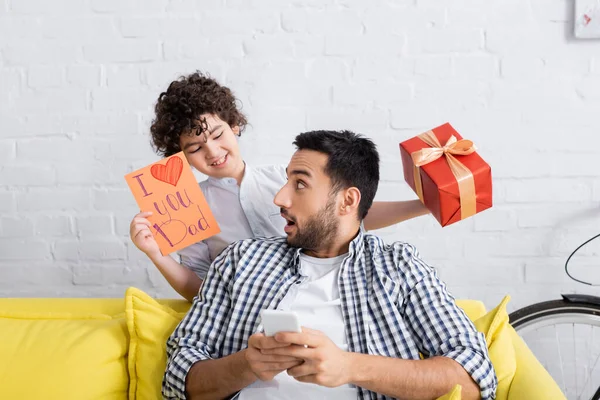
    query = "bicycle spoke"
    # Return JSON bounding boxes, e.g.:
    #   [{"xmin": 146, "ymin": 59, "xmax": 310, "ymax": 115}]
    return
[
  {"xmin": 556, "ymin": 327, "xmax": 567, "ymax": 393},
  {"xmin": 580, "ymin": 327, "xmax": 600, "ymax": 400},
  {"xmin": 574, "ymin": 323, "xmax": 578, "ymax": 397}
]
